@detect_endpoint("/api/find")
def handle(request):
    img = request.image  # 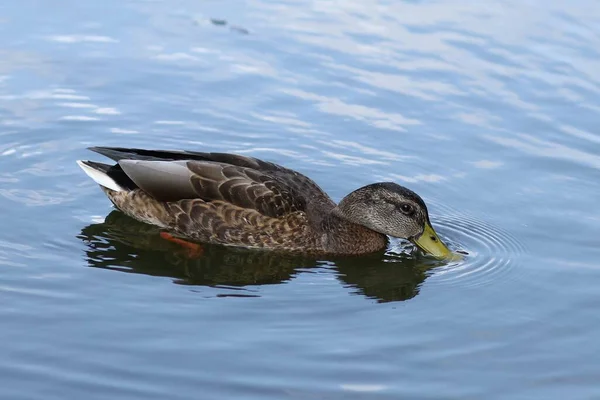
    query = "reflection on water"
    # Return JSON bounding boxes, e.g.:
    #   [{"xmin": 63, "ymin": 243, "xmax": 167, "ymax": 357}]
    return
[{"xmin": 77, "ymin": 210, "xmax": 447, "ymax": 302}]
